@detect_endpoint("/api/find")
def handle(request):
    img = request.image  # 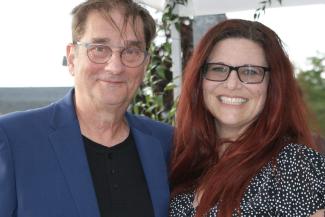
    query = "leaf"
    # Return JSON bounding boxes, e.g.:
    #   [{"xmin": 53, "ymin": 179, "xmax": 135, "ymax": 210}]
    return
[{"xmin": 164, "ymin": 82, "xmax": 177, "ymax": 91}]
